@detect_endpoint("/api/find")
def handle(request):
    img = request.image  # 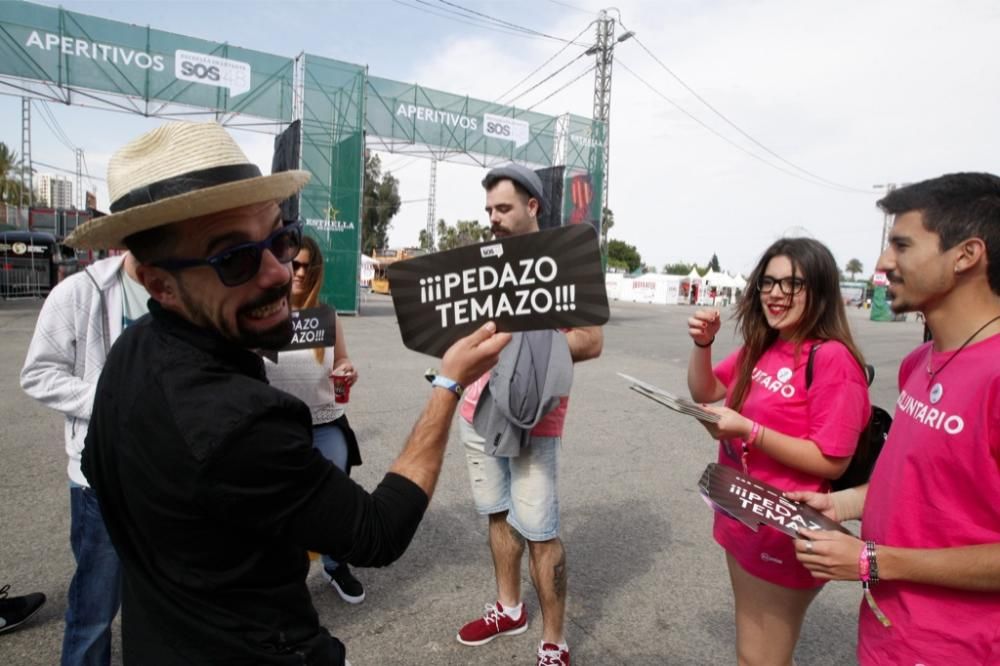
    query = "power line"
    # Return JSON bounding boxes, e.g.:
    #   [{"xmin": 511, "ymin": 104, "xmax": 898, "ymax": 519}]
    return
[
  {"xmin": 525, "ymin": 64, "xmax": 595, "ymax": 112},
  {"xmin": 80, "ymin": 152, "xmax": 98, "ymax": 191},
  {"xmin": 504, "ymin": 50, "xmax": 590, "ymax": 107},
  {"xmin": 34, "ymin": 102, "xmax": 77, "ymax": 153},
  {"xmin": 32, "ymin": 160, "xmax": 105, "ymax": 182},
  {"xmin": 494, "ymin": 21, "xmax": 594, "ymax": 106},
  {"xmin": 384, "ymin": 157, "xmax": 422, "ymax": 174},
  {"xmin": 39, "ymin": 102, "xmax": 77, "ymax": 151},
  {"xmin": 616, "ymin": 59, "xmax": 865, "ymax": 194},
  {"xmin": 390, "ymin": 0, "xmax": 557, "ymax": 41},
  {"xmin": 543, "ymin": 0, "xmax": 594, "ymax": 16},
  {"xmin": 432, "ymin": 0, "xmax": 590, "ymax": 45},
  {"xmin": 625, "ymin": 33, "xmax": 869, "ymax": 193}
]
